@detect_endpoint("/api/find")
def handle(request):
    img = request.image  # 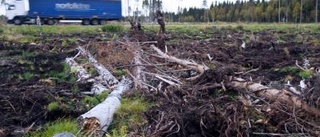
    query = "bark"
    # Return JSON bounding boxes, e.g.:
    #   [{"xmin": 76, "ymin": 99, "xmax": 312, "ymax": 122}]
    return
[{"xmin": 78, "ymin": 78, "xmax": 132, "ymax": 137}]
